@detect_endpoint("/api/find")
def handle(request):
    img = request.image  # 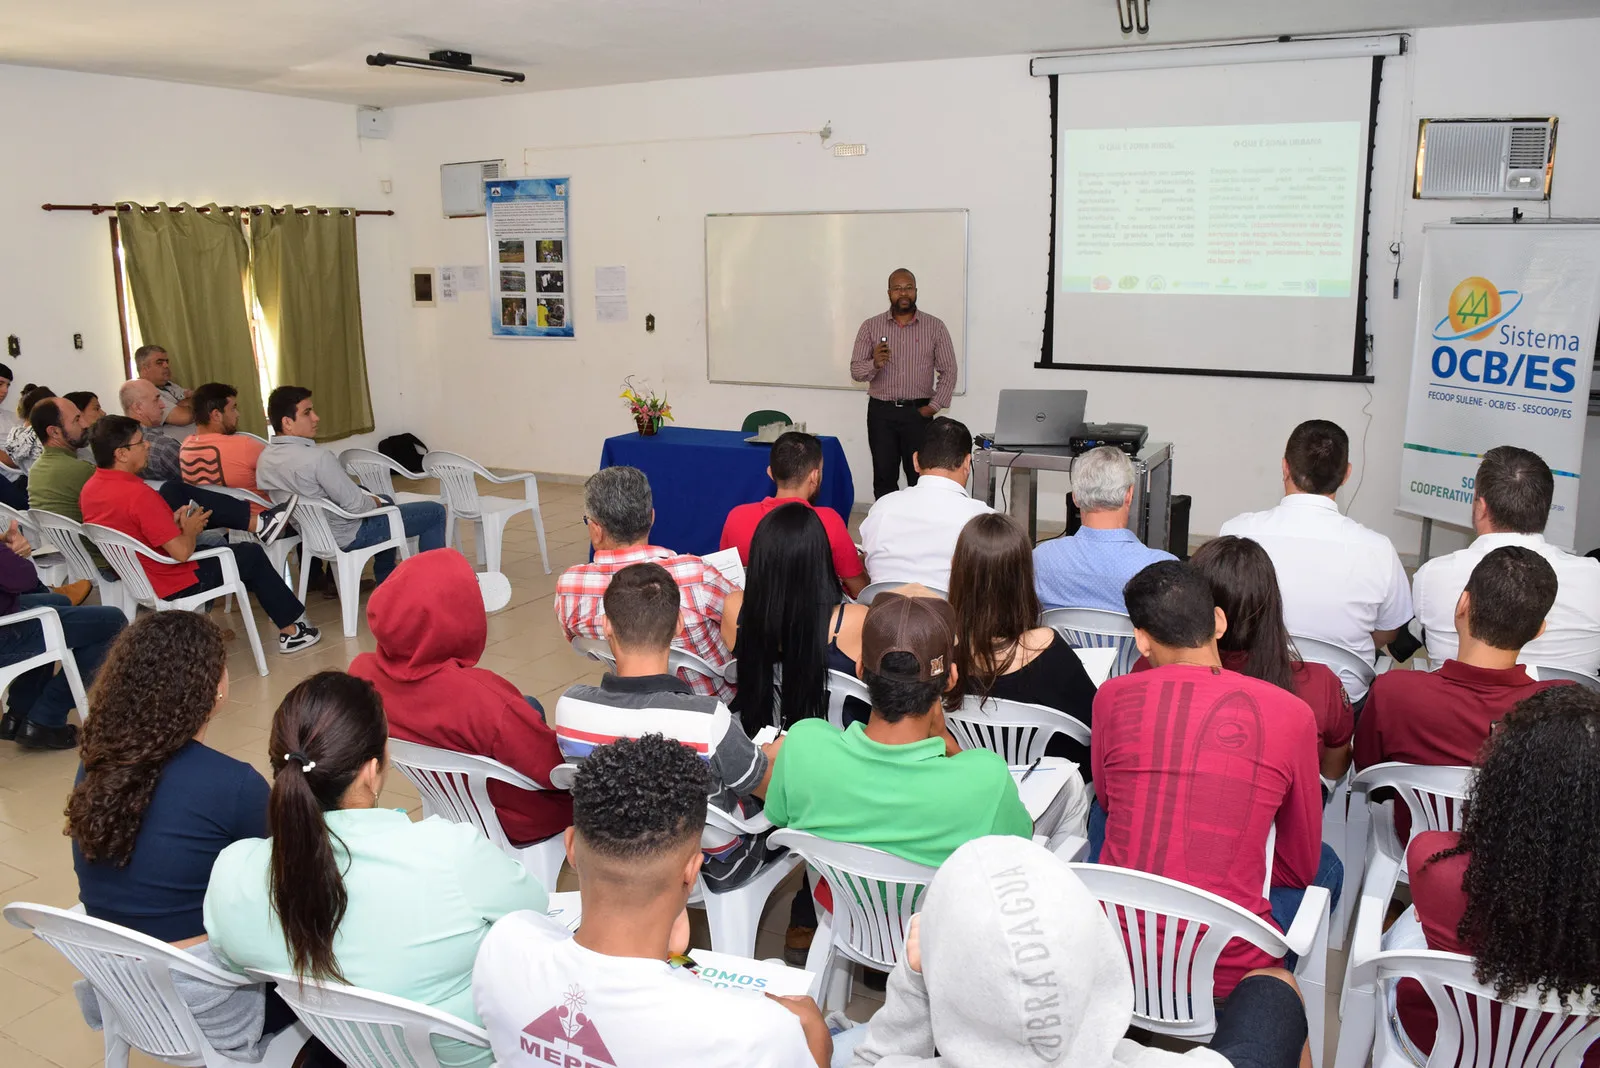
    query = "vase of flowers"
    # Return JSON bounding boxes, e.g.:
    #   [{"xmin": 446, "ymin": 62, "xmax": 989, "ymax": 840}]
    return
[{"xmin": 620, "ymin": 377, "xmax": 673, "ymax": 436}]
